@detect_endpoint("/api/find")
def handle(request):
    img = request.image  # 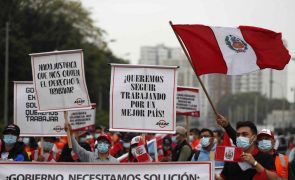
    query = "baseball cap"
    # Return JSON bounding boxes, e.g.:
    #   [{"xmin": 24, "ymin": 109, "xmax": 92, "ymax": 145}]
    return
[
  {"xmin": 257, "ymin": 129, "xmax": 274, "ymax": 140},
  {"xmin": 176, "ymin": 126, "xmax": 187, "ymax": 136},
  {"xmin": 3, "ymin": 124, "xmax": 20, "ymax": 136},
  {"xmin": 96, "ymin": 134, "xmax": 111, "ymax": 144},
  {"xmin": 130, "ymin": 136, "xmax": 142, "ymax": 145}
]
